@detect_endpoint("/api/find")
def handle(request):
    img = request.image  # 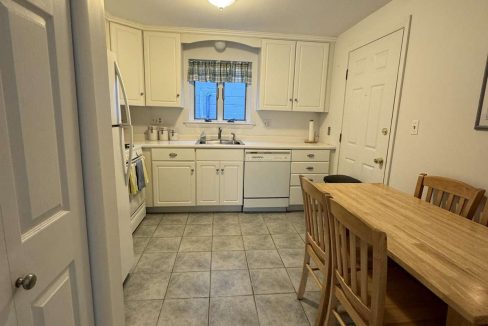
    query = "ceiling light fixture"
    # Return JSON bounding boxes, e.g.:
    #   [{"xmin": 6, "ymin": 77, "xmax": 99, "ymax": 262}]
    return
[{"xmin": 208, "ymin": 0, "xmax": 236, "ymax": 11}]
